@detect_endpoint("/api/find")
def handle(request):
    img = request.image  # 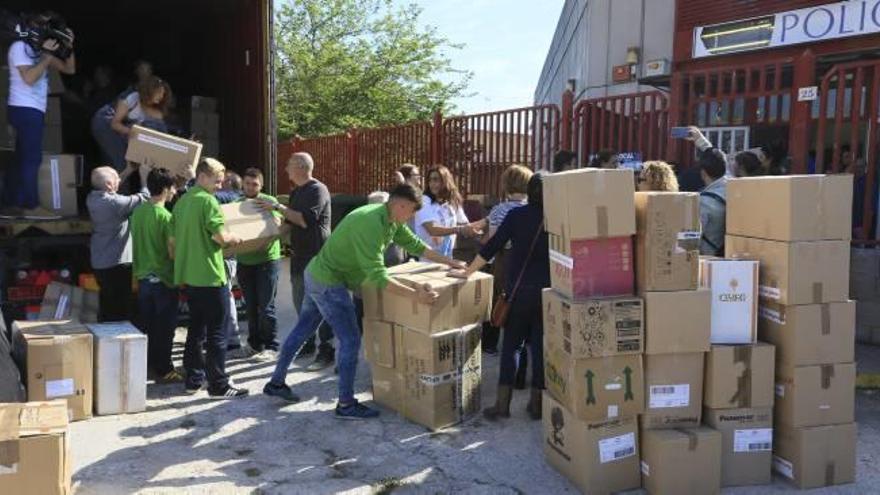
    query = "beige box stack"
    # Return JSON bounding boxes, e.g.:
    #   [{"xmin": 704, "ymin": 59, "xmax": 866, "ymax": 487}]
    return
[
  {"xmin": 361, "ymin": 262, "xmax": 492, "ymax": 430},
  {"xmin": 851, "ymin": 246, "xmax": 880, "ymax": 344},
  {"xmin": 726, "ymin": 175, "xmax": 856, "ymax": 489}
]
